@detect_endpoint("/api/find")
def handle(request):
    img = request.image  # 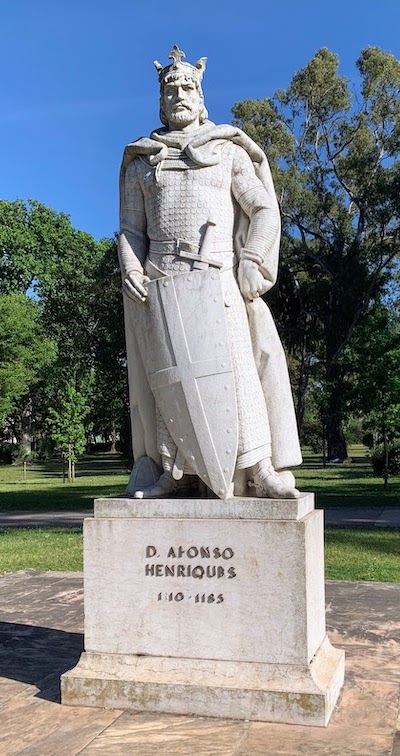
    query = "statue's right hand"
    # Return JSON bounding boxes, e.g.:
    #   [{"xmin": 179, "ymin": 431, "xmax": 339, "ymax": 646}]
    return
[{"xmin": 123, "ymin": 271, "xmax": 150, "ymax": 303}]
